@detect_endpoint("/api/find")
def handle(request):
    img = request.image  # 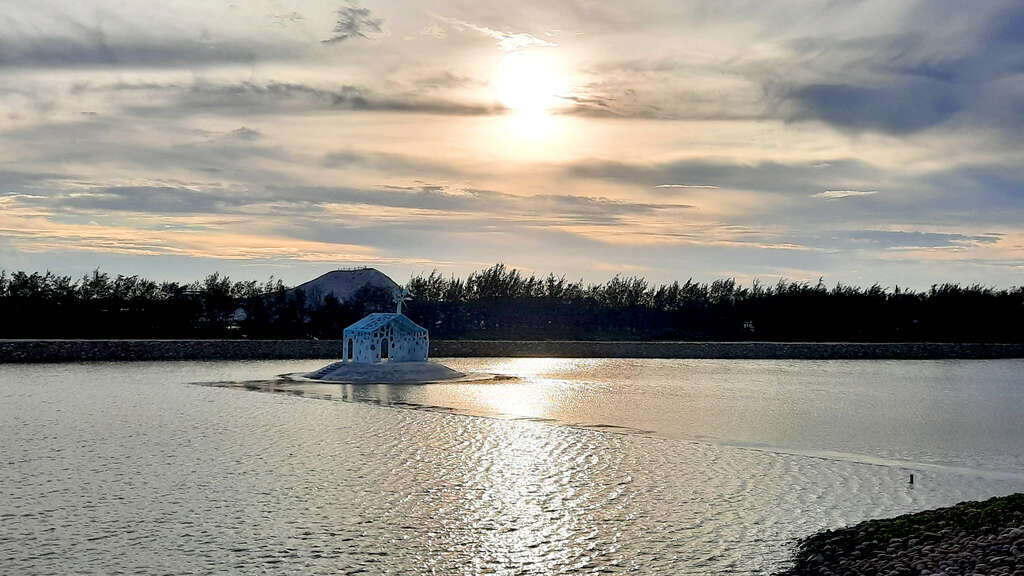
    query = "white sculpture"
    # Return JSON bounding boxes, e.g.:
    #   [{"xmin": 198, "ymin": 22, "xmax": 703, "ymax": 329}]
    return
[
  {"xmin": 341, "ymin": 288, "xmax": 428, "ymax": 363},
  {"xmin": 393, "ymin": 287, "xmax": 413, "ymax": 314}
]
